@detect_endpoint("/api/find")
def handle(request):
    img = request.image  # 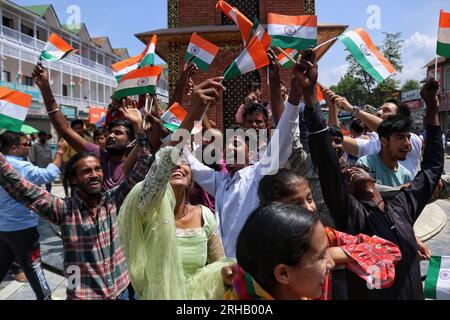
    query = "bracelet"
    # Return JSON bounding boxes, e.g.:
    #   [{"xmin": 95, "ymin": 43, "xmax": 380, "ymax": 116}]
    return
[
  {"xmin": 47, "ymin": 108, "xmax": 60, "ymax": 115},
  {"xmin": 308, "ymin": 126, "xmax": 329, "ymax": 135}
]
